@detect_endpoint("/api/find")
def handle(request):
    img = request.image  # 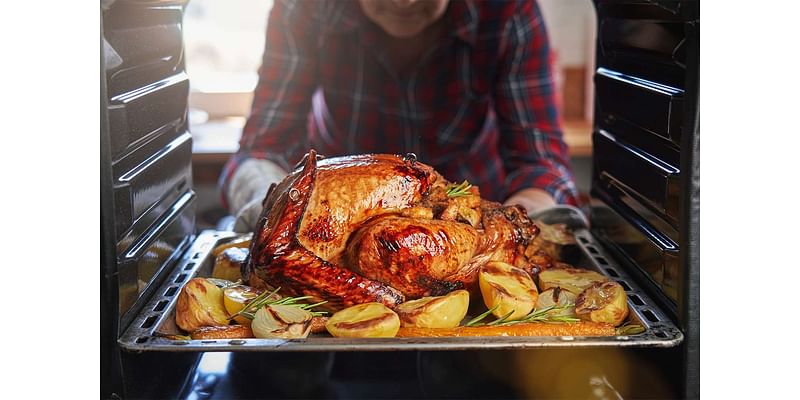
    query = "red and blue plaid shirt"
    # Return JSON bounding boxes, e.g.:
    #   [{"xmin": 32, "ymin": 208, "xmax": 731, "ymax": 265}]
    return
[{"xmin": 220, "ymin": 0, "xmax": 579, "ymax": 209}]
